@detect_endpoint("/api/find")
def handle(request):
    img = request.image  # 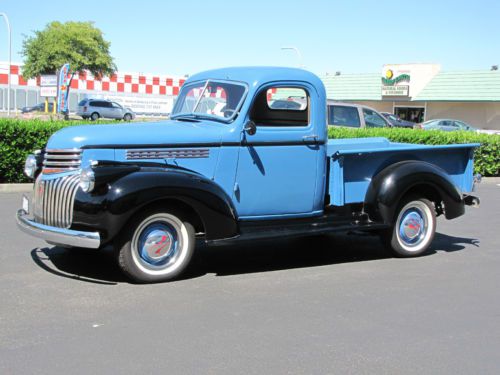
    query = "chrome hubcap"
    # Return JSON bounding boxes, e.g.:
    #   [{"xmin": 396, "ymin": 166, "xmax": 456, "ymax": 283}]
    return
[
  {"xmin": 138, "ymin": 223, "xmax": 179, "ymax": 267},
  {"xmin": 399, "ymin": 208, "xmax": 426, "ymax": 246}
]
